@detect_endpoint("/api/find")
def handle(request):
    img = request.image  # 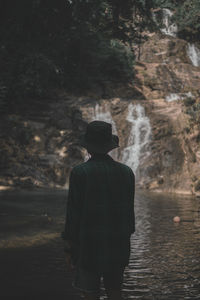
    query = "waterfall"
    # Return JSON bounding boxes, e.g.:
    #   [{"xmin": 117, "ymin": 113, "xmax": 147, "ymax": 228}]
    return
[
  {"xmin": 160, "ymin": 8, "xmax": 177, "ymax": 37},
  {"xmin": 187, "ymin": 44, "xmax": 200, "ymax": 67},
  {"xmin": 165, "ymin": 93, "xmax": 181, "ymax": 102},
  {"xmin": 121, "ymin": 104, "xmax": 151, "ymax": 173},
  {"xmin": 165, "ymin": 92, "xmax": 194, "ymax": 102},
  {"xmin": 86, "ymin": 102, "xmax": 151, "ymax": 171},
  {"xmin": 88, "ymin": 103, "xmax": 118, "ymax": 159},
  {"xmin": 91, "ymin": 103, "xmax": 117, "ymax": 135}
]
